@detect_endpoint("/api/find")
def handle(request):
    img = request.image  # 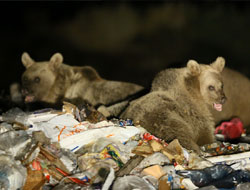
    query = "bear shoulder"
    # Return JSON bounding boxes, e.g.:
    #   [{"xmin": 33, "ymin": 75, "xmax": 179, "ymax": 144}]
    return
[
  {"xmin": 72, "ymin": 66, "xmax": 102, "ymax": 81},
  {"xmin": 151, "ymin": 68, "xmax": 180, "ymax": 91}
]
